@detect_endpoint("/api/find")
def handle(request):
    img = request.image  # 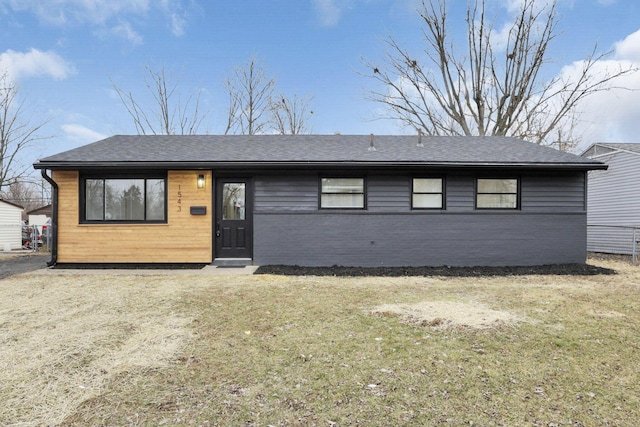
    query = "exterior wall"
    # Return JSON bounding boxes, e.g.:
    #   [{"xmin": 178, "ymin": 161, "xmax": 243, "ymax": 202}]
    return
[
  {"xmin": 51, "ymin": 167, "xmax": 588, "ymax": 266},
  {"xmin": 585, "ymin": 150, "xmax": 640, "ymax": 254},
  {"xmin": 254, "ymin": 212, "xmax": 585, "ymax": 267},
  {"xmin": 253, "ymin": 170, "xmax": 587, "ymax": 266},
  {"xmin": 53, "ymin": 170, "xmax": 212, "ymax": 263},
  {"xmin": 0, "ymin": 201, "xmax": 23, "ymax": 251}
]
